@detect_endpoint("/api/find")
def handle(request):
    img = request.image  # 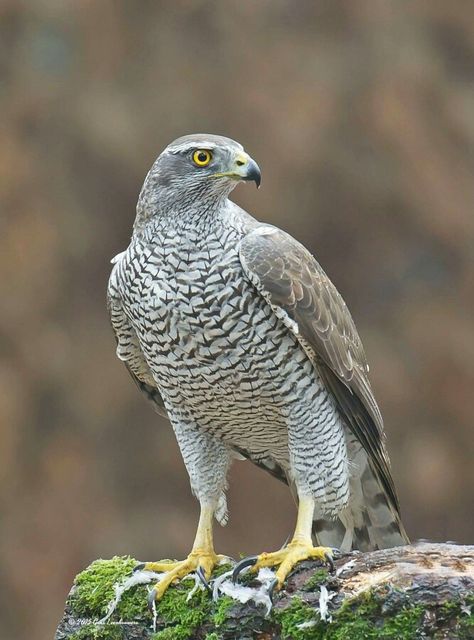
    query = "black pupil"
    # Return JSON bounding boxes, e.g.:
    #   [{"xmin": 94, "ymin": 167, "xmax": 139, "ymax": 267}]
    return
[{"xmin": 198, "ymin": 152, "xmax": 208, "ymax": 162}]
